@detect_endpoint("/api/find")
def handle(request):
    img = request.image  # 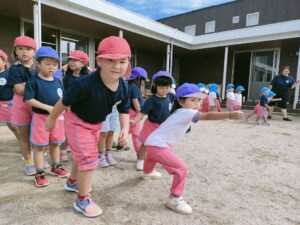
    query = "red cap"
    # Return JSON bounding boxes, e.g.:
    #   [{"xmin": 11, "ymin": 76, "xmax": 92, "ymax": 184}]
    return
[
  {"xmin": 14, "ymin": 36, "xmax": 36, "ymax": 50},
  {"xmin": 97, "ymin": 36, "xmax": 131, "ymax": 60},
  {"xmin": 0, "ymin": 50, "xmax": 8, "ymax": 62},
  {"xmin": 97, "ymin": 36, "xmax": 131, "ymax": 78},
  {"xmin": 68, "ymin": 50, "xmax": 89, "ymax": 65}
]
